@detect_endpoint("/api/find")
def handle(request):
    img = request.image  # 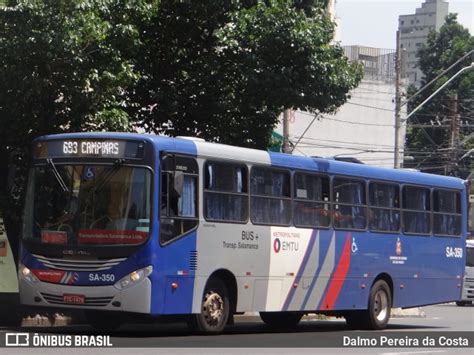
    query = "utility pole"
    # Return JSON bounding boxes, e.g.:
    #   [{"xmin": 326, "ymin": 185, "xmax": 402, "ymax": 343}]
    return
[
  {"xmin": 394, "ymin": 30, "xmax": 402, "ymax": 169},
  {"xmin": 282, "ymin": 109, "xmax": 291, "ymax": 153},
  {"xmin": 449, "ymin": 92, "xmax": 460, "ymax": 175}
]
